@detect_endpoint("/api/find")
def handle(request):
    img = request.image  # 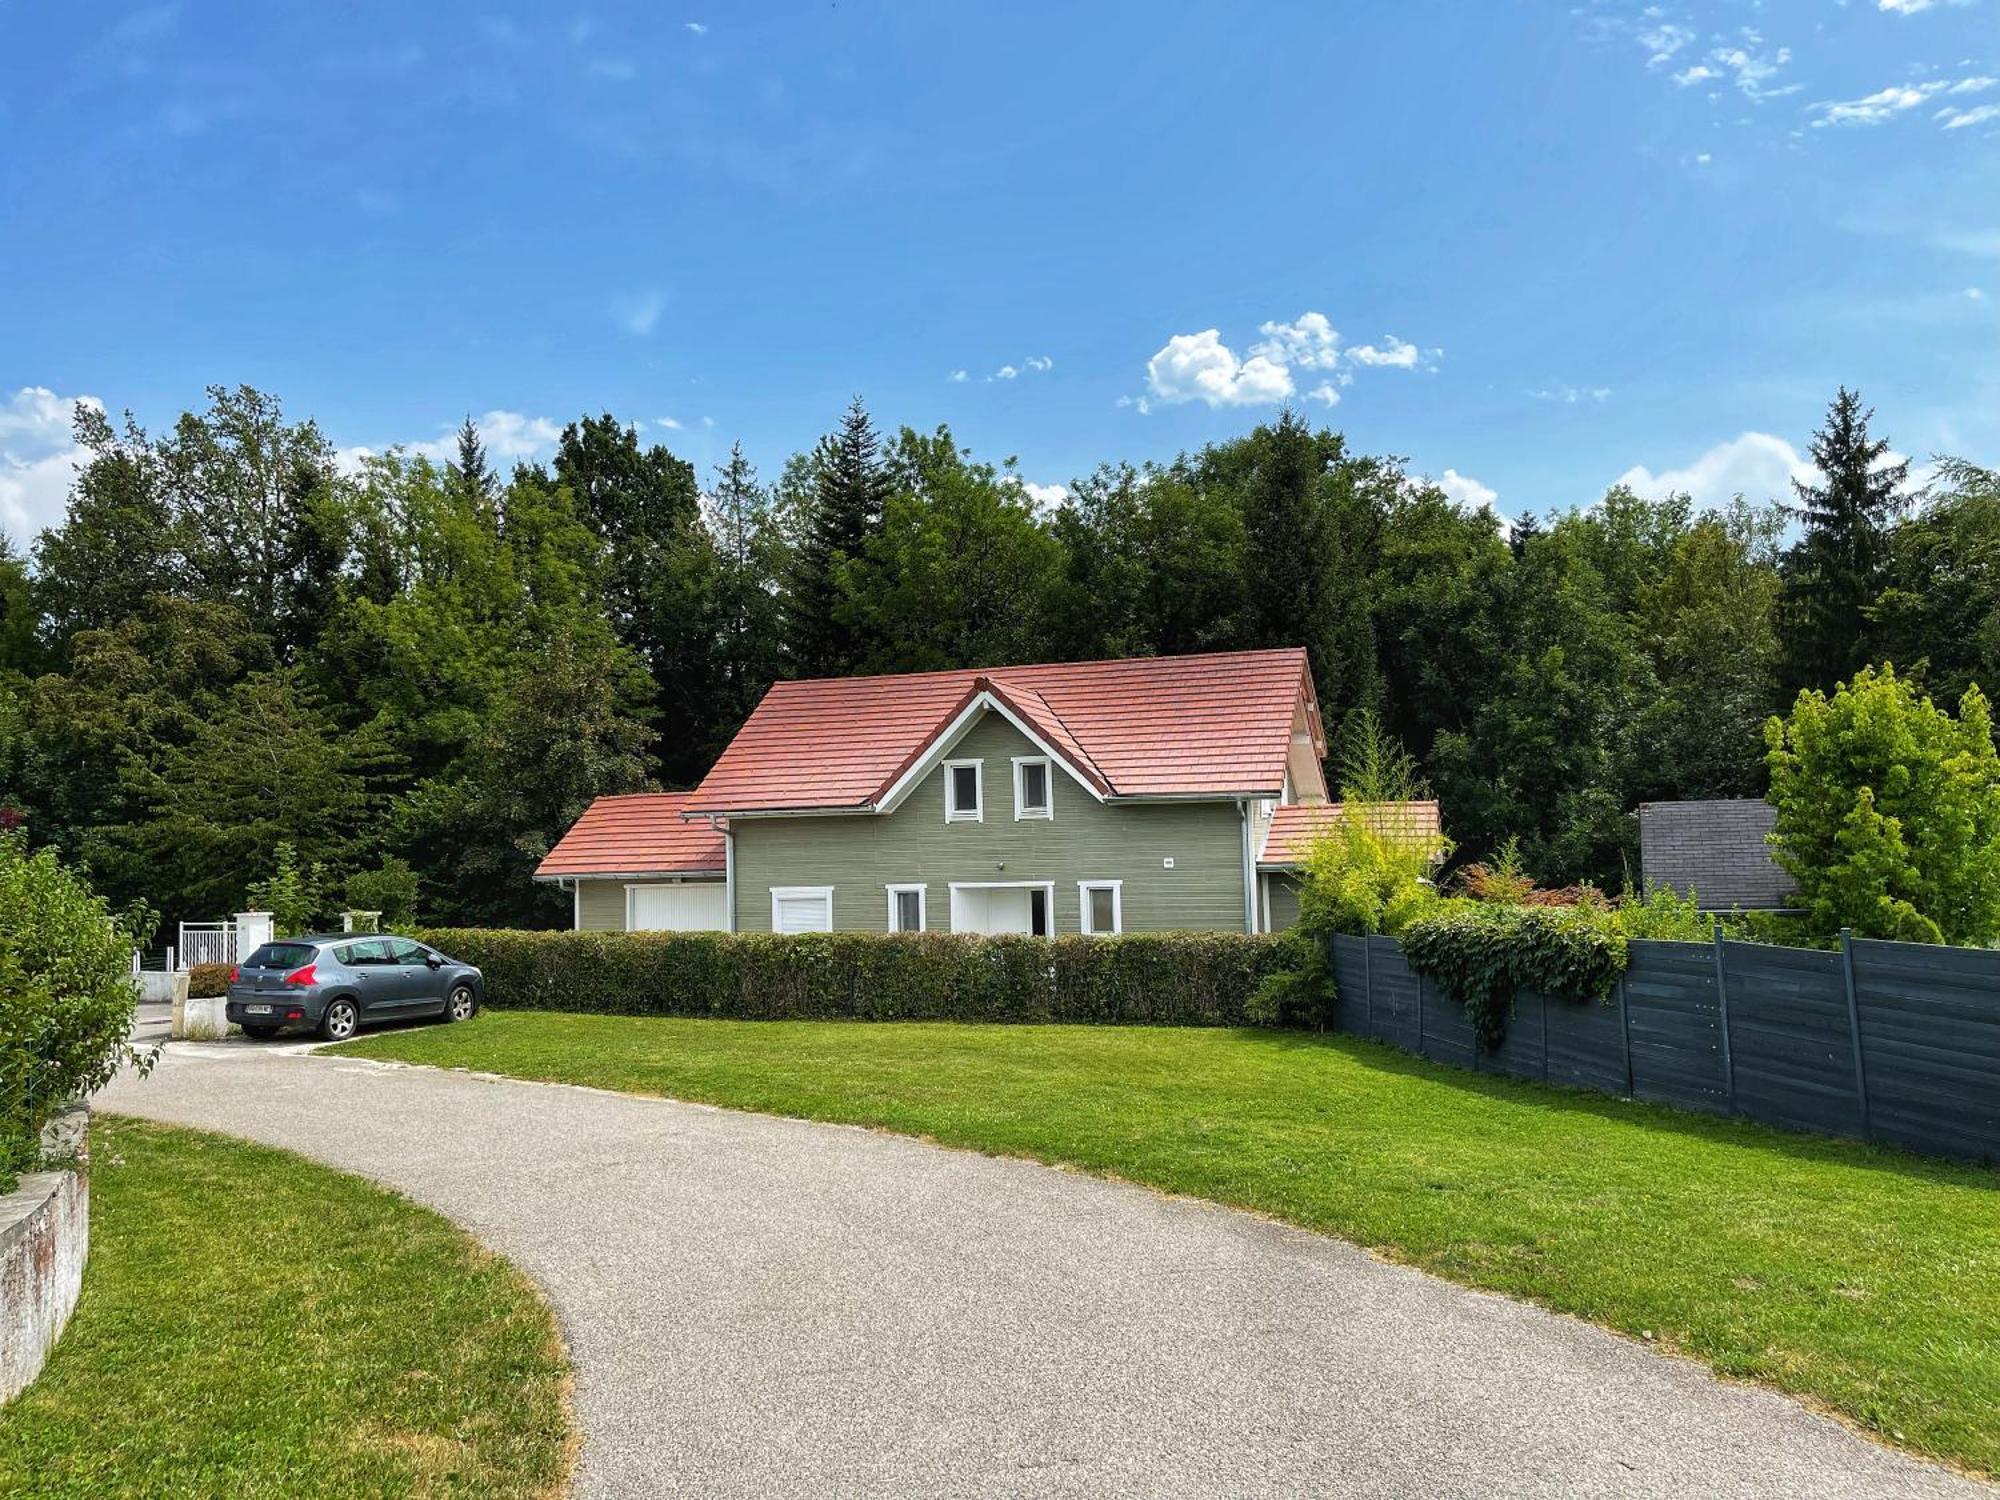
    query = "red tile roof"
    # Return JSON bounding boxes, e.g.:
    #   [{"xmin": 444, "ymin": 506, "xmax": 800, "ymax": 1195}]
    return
[
  {"xmin": 535, "ymin": 792, "xmax": 726, "ymax": 878},
  {"xmin": 1257, "ymin": 801, "xmax": 1442, "ymax": 868},
  {"xmin": 688, "ymin": 648, "xmax": 1319, "ymax": 815}
]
